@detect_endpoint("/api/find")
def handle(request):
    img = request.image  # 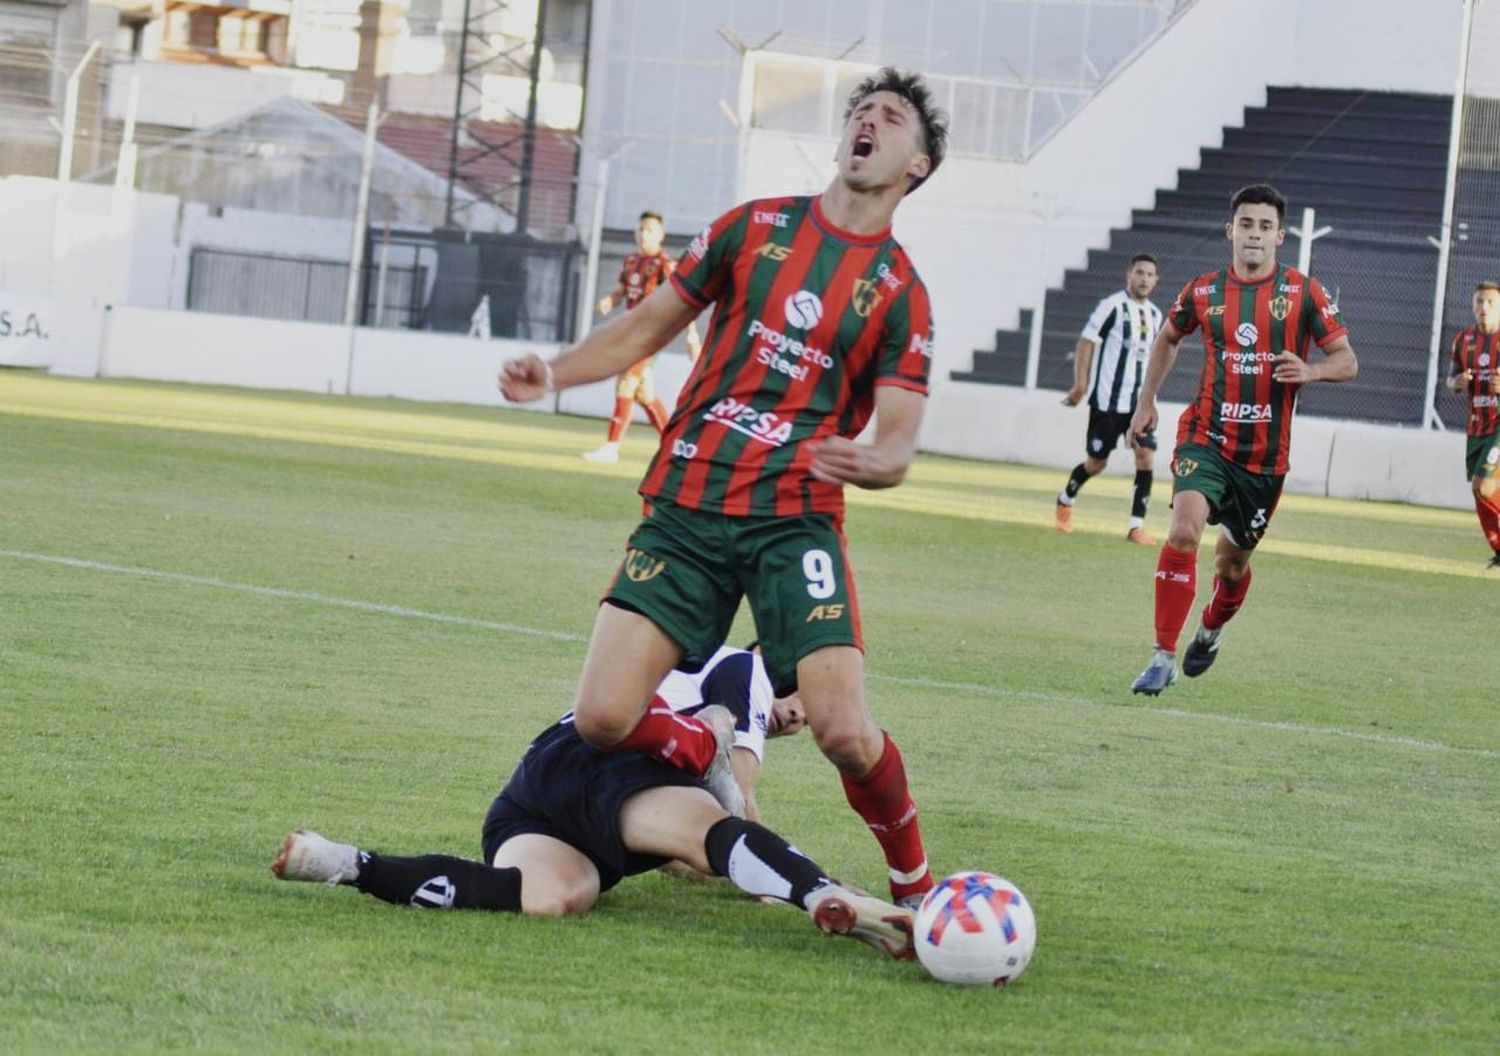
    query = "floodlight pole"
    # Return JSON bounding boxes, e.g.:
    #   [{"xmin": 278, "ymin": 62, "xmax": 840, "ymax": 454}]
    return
[
  {"xmin": 50, "ymin": 41, "xmax": 100, "ymax": 278},
  {"xmin": 1424, "ymin": 0, "xmax": 1476, "ymax": 431},
  {"xmin": 344, "ymin": 101, "xmax": 380, "ymax": 393}
]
